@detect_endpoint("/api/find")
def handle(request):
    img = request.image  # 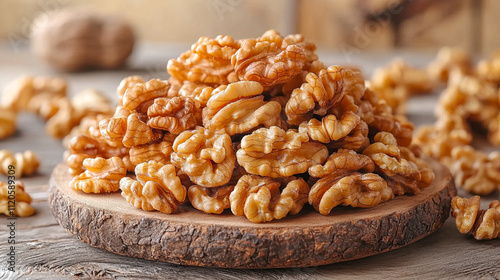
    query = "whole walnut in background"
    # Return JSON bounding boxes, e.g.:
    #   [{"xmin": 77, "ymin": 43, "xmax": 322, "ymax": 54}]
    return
[{"xmin": 30, "ymin": 8, "xmax": 135, "ymax": 72}]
